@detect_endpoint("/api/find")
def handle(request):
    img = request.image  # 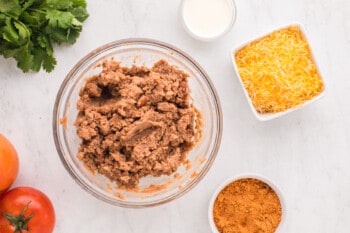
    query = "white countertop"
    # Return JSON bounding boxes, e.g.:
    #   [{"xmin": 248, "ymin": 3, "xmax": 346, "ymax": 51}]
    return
[{"xmin": 1, "ymin": 0, "xmax": 349, "ymax": 232}]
